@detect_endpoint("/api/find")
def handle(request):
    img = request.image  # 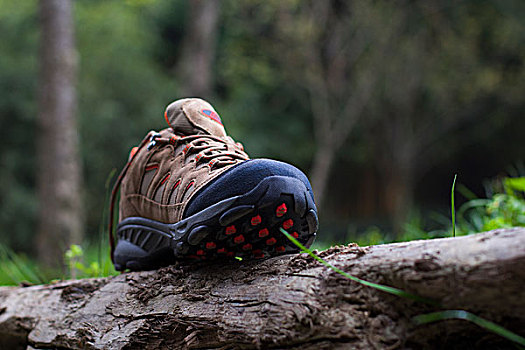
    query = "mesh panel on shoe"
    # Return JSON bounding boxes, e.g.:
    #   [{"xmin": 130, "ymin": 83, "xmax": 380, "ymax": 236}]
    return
[{"xmin": 184, "ymin": 159, "xmax": 314, "ymax": 218}]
